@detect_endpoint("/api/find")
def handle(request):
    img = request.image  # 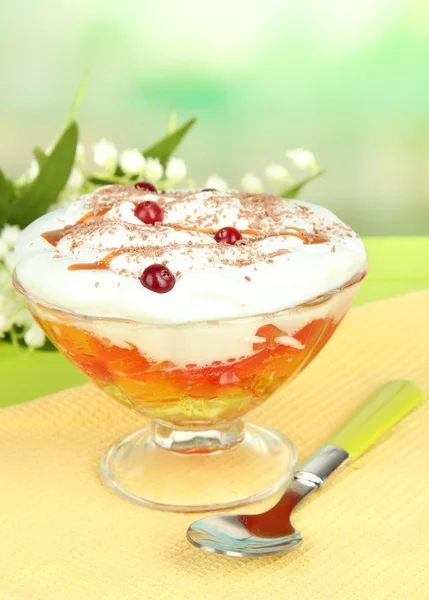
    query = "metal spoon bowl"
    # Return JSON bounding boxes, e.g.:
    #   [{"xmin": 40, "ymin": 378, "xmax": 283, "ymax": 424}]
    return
[
  {"xmin": 187, "ymin": 448, "xmax": 344, "ymax": 557},
  {"xmin": 187, "ymin": 512, "xmax": 303, "ymax": 558}
]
